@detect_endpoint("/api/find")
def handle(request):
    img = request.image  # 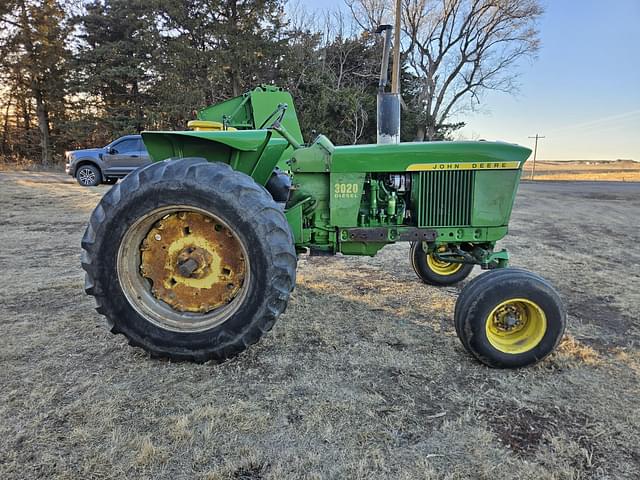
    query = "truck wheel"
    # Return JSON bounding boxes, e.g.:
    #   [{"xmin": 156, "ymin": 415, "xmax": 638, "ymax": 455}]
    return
[
  {"xmin": 76, "ymin": 164, "xmax": 101, "ymax": 186},
  {"xmin": 81, "ymin": 158, "xmax": 297, "ymax": 362},
  {"xmin": 455, "ymin": 270, "xmax": 566, "ymax": 368},
  {"xmin": 410, "ymin": 242, "xmax": 473, "ymax": 286}
]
